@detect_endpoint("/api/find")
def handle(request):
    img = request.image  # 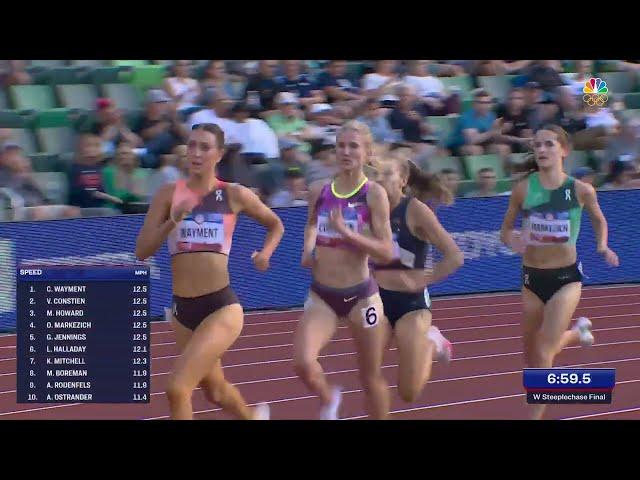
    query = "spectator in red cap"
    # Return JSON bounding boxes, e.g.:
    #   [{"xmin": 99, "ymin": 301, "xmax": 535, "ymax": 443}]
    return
[{"xmin": 93, "ymin": 98, "xmax": 142, "ymax": 157}]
